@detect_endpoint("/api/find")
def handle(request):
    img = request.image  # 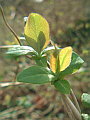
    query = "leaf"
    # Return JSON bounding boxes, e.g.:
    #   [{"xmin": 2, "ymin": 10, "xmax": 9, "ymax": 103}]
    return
[
  {"xmin": 41, "ymin": 46, "xmax": 55, "ymax": 55},
  {"xmin": 60, "ymin": 52, "xmax": 84, "ymax": 77},
  {"xmin": 17, "ymin": 66, "xmax": 54, "ymax": 84},
  {"xmin": 24, "ymin": 13, "xmax": 50, "ymax": 53},
  {"xmin": 41, "ymin": 46, "xmax": 62, "ymax": 55},
  {"xmin": 54, "ymin": 79, "xmax": 71, "ymax": 94},
  {"xmin": 82, "ymin": 114, "xmax": 90, "ymax": 120},
  {"xmin": 81, "ymin": 93, "xmax": 90, "ymax": 108},
  {"xmin": 59, "ymin": 47, "xmax": 72, "ymax": 71},
  {"xmin": 6, "ymin": 46, "xmax": 37, "ymax": 56},
  {"xmin": 50, "ymin": 52, "xmax": 57, "ymax": 73},
  {"xmin": 35, "ymin": 56, "xmax": 47, "ymax": 67},
  {"xmin": 50, "ymin": 48, "xmax": 60, "ymax": 73}
]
